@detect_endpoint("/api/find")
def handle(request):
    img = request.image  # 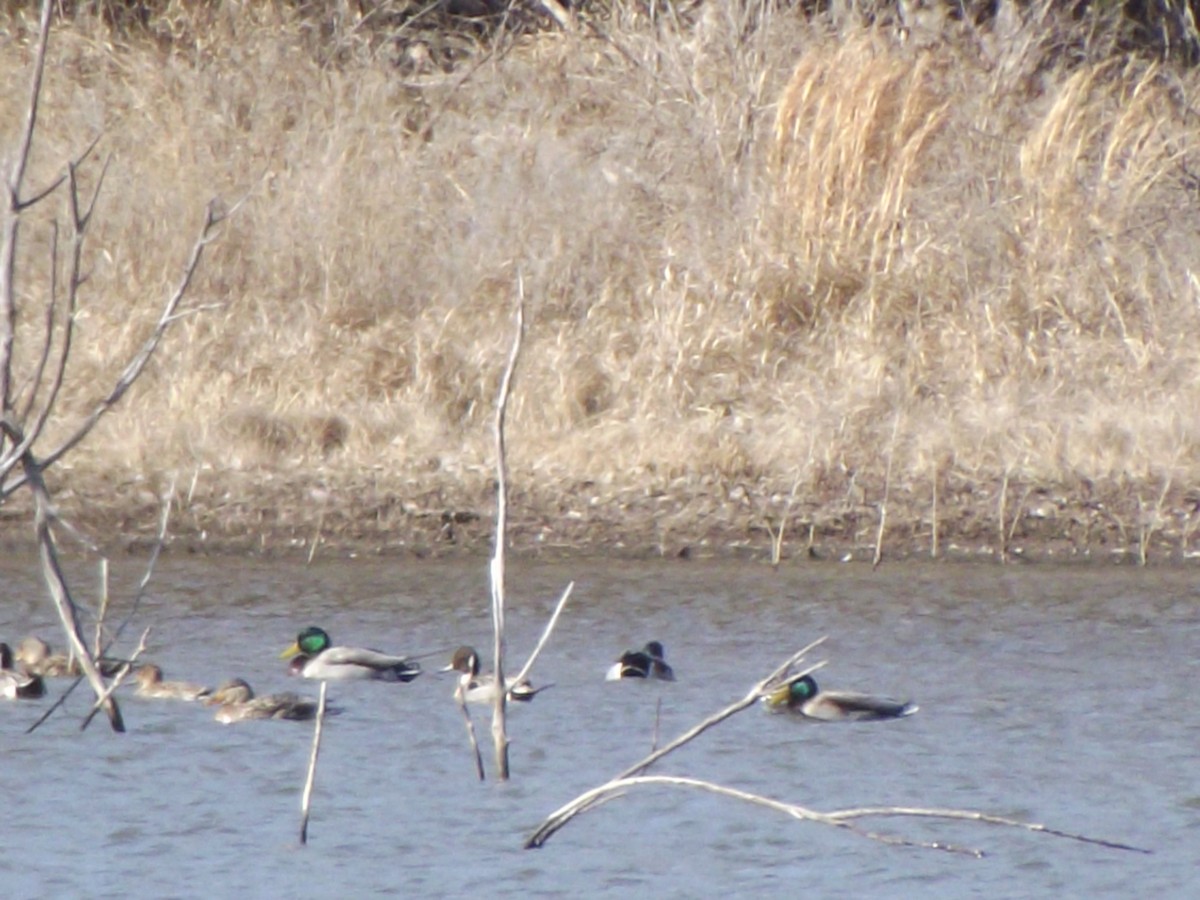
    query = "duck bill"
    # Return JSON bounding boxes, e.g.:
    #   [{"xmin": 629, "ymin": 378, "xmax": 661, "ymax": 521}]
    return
[
  {"xmin": 761, "ymin": 684, "xmax": 790, "ymax": 710},
  {"xmin": 279, "ymin": 641, "xmax": 301, "ymax": 660}
]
